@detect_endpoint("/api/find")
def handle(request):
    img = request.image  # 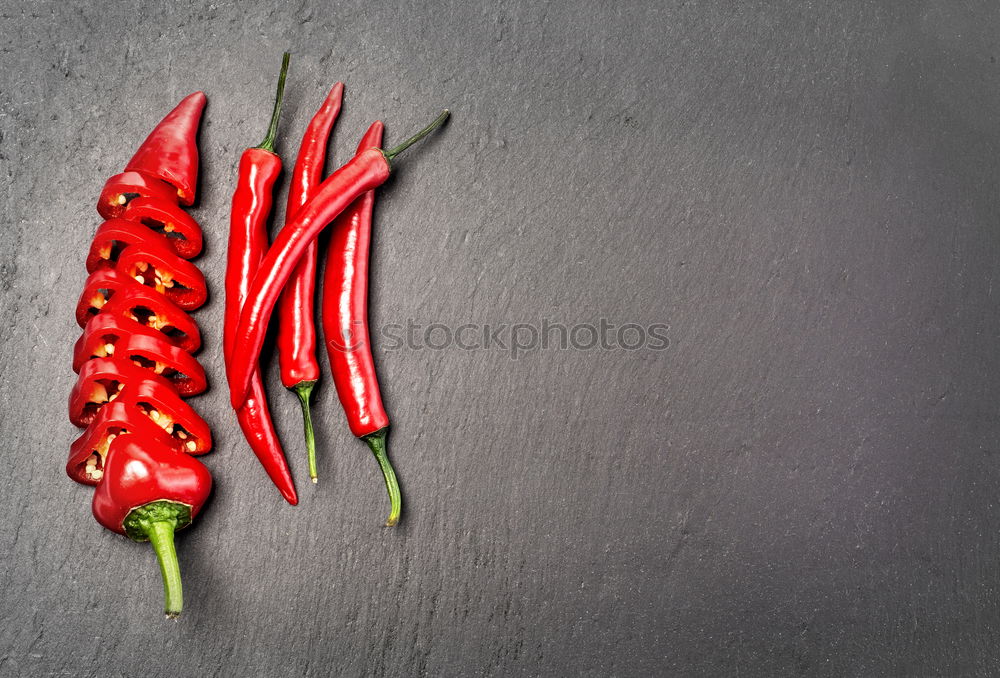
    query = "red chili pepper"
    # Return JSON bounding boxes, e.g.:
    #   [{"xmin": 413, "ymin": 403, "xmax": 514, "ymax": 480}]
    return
[
  {"xmin": 227, "ymin": 109, "xmax": 450, "ymax": 411},
  {"xmin": 92, "ymin": 436, "xmax": 212, "ymax": 617},
  {"xmin": 70, "ymin": 92, "xmax": 210, "ymax": 616},
  {"xmin": 277, "ymin": 82, "xmax": 343, "ymax": 482},
  {"xmin": 322, "ymin": 121, "xmax": 400, "ymax": 524},
  {"xmin": 123, "ymin": 91, "xmax": 206, "ymax": 206},
  {"xmin": 224, "ymin": 53, "xmax": 297, "ymax": 505}
]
